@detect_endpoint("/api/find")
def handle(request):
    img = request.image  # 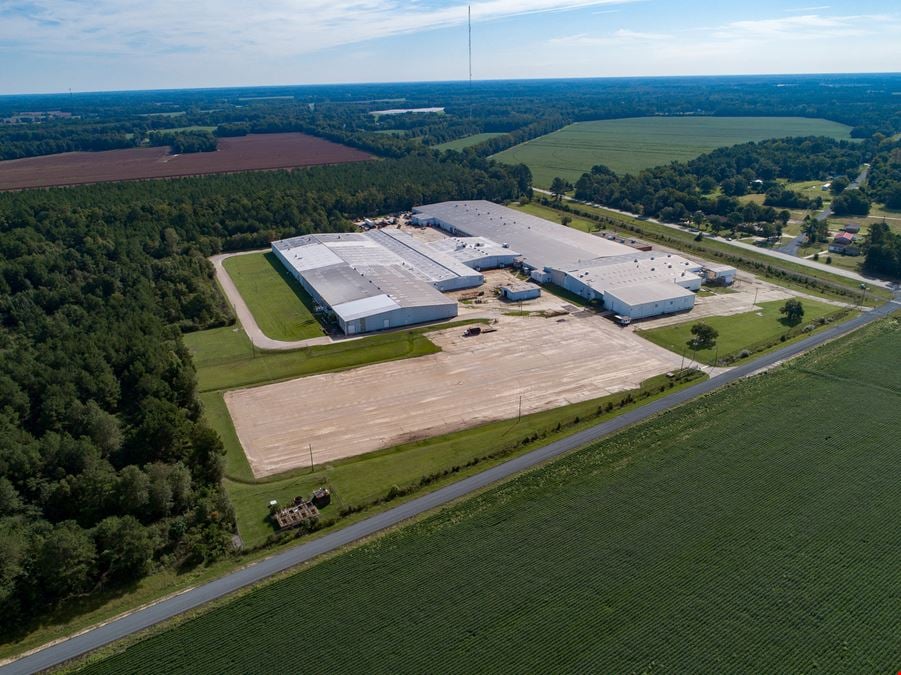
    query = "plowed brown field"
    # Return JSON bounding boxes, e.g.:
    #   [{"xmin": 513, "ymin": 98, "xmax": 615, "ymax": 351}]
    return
[{"xmin": 0, "ymin": 133, "xmax": 372, "ymax": 190}]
